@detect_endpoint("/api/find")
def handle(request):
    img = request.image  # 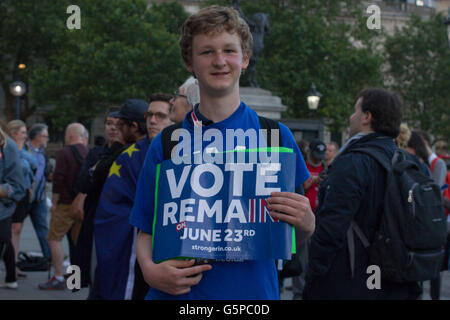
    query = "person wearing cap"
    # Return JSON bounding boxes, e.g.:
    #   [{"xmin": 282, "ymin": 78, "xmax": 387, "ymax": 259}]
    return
[
  {"xmin": 169, "ymin": 76, "xmax": 200, "ymax": 123},
  {"xmin": 110, "ymin": 99, "xmax": 149, "ymax": 144},
  {"xmin": 89, "ymin": 99, "xmax": 149, "ymax": 199},
  {"xmin": 303, "ymin": 139, "xmax": 327, "ymax": 214},
  {"xmin": 94, "ymin": 94, "xmax": 173, "ymax": 299}
]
